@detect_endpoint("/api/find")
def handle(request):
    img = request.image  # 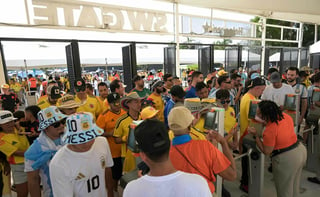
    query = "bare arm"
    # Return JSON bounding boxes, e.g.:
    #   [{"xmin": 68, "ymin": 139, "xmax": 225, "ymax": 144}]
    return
[
  {"xmin": 248, "ymin": 127, "xmax": 274, "ymax": 155},
  {"xmin": 105, "ymin": 168, "xmax": 114, "ymax": 197},
  {"xmin": 27, "ymin": 170, "xmax": 41, "ymax": 197},
  {"xmin": 114, "ymin": 136, "xmax": 126, "ymax": 144},
  {"xmin": 208, "ymin": 131, "xmax": 237, "ymax": 181},
  {"xmin": 234, "ymin": 85, "xmax": 243, "ymax": 103},
  {"xmin": 217, "ymin": 139, "xmax": 237, "ymax": 181},
  {"xmin": 299, "ymin": 98, "xmax": 307, "ymax": 124},
  {"xmin": 103, "ymin": 131, "xmax": 114, "ymax": 138}
]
